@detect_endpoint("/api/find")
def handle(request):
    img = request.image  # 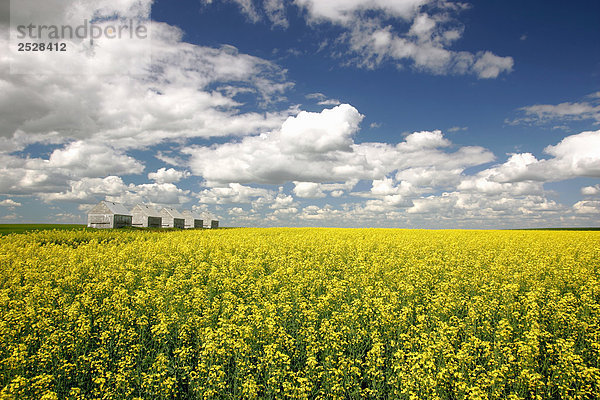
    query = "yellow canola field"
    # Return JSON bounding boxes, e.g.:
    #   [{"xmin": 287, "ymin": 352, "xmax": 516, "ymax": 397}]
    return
[{"xmin": 0, "ymin": 228, "xmax": 599, "ymax": 399}]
